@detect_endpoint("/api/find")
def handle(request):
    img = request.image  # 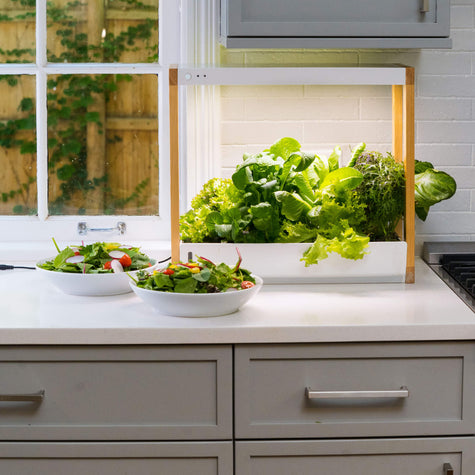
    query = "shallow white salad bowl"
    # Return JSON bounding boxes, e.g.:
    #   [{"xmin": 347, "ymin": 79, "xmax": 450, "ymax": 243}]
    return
[
  {"xmin": 129, "ymin": 275, "xmax": 263, "ymax": 317},
  {"xmin": 36, "ymin": 258, "xmax": 157, "ymax": 296}
]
